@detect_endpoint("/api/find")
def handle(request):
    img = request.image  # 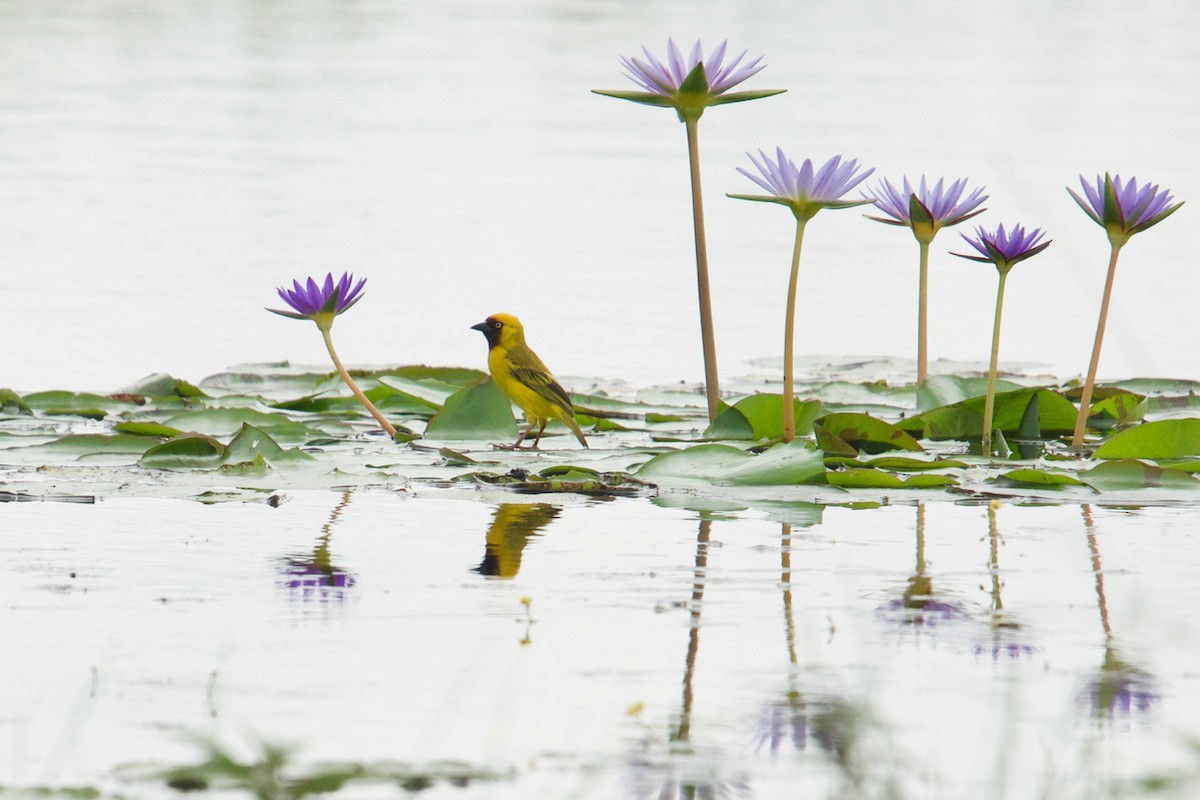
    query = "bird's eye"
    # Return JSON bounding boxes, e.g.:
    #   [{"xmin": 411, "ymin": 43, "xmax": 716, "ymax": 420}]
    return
[{"xmin": 493, "ymin": 321, "xmax": 502, "ymax": 329}]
